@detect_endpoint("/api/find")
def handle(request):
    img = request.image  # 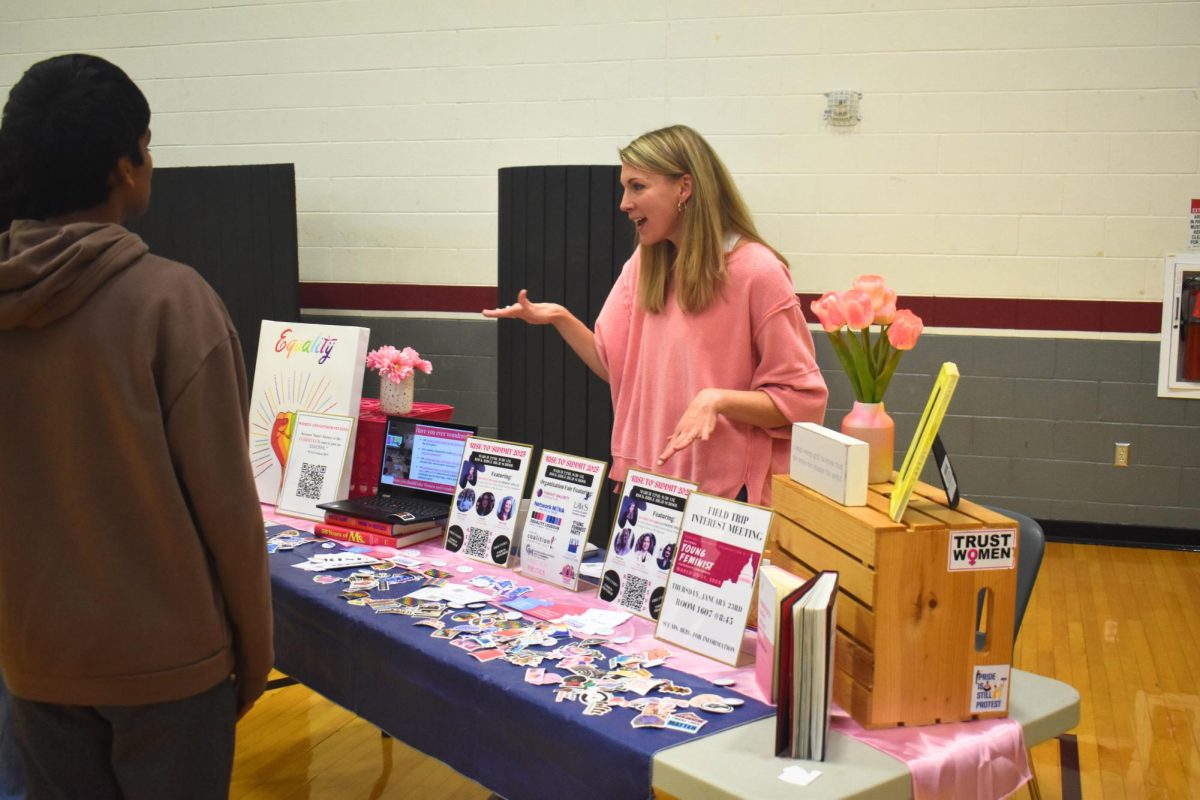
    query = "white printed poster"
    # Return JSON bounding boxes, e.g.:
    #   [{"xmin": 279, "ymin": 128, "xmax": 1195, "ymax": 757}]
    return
[
  {"xmin": 275, "ymin": 412, "xmax": 356, "ymax": 521},
  {"xmin": 597, "ymin": 469, "xmax": 697, "ymax": 621},
  {"xmin": 518, "ymin": 451, "xmax": 608, "ymax": 590},
  {"xmin": 655, "ymin": 493, "xmax": 772, "ymax": 665},
  {"xmin": 248, "ymin": 320, "xmax": 370, "ymax": 504},
  {"xmin": 443, "ymin": 437, "xmax": 534, "ymax": 566}
]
